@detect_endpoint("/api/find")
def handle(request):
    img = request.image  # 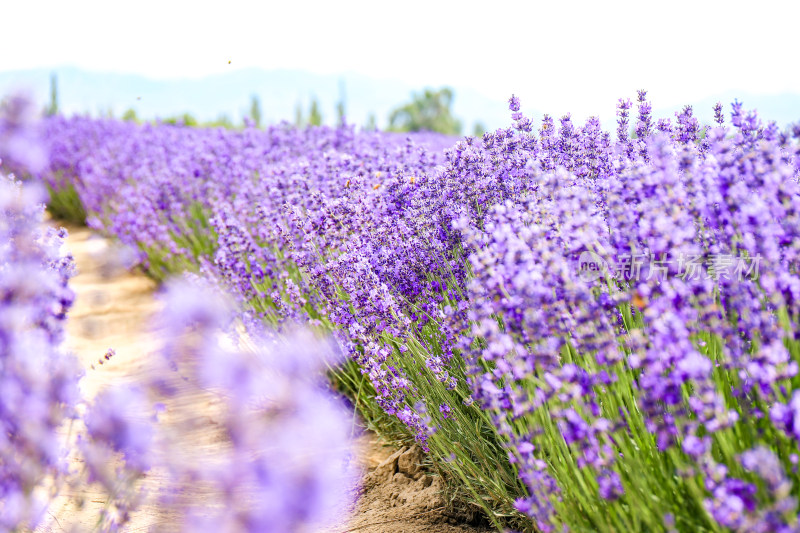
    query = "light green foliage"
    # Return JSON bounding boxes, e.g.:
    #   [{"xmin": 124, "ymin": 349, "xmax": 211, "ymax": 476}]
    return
[
  {"xmin": 365, "ymin": 113, "xmax": 377, "ymax": 132},
  {"xmin": 162, "ymin": 113, "xmax": 198, "ymax": 127},
  {"xmin": 204, "ymin": 114, "xmax": 235, "ymax": 129},
  {"xmin": 137, "ymin": 202, "xmax": 218, "ymax": 282},
  {"xmin": 294, "ymin": 101, "xmax": 305, "ymax": 127},
  {"xmin": 336, "ymin": 79, "xmax": 346, "ymax": 127},
  {"xmin": 45, "ymin": 182, "xmax": 87, "ymax": 224},
  {"xmin": 308, "ymin": 97, "xmax": 323, "ymax": 127},
  {"xmin": 47, "ymin": 73, "xmax": 59, "ymax": 116},
  {"xmin": 388, "ymin": 87, "xmax": 462, "ymax": 135},
  {"xmin": 249, "ymin": 94, "xmax": 263, "ymax": 128},
  {"xmin": 121, "ymin": 108, "xmax": 139, "ymax": 123},
  {"xmin": 146, "ymin": 113, "xmax": 236, "ymax": 129}
]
